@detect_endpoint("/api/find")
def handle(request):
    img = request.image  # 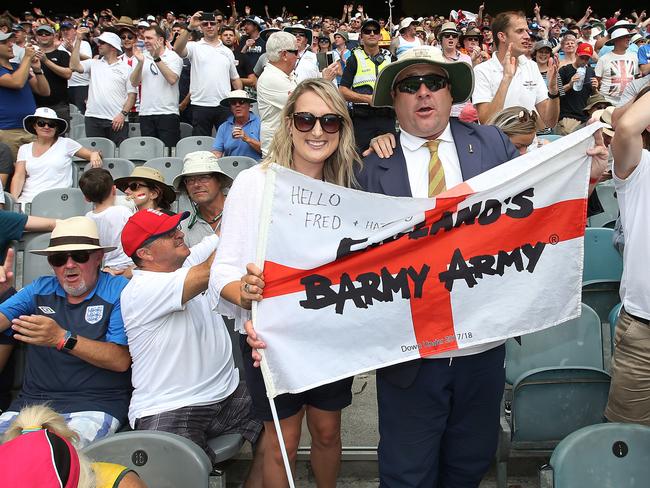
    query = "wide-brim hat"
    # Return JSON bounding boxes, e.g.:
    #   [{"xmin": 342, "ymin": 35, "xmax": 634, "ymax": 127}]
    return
[
  {"xmin": 114, "ymin": 166, "xmax": 176, "ymax": 203},
  {"xmin": 30, "ymin": 216, "xmax": 117, "ymax": 255},
  {"xmin": 460, "ymin": 27, "xmax": 483, "ymax": 44},
  {"xmin": 173, "ymin": 151, "xmax": 234, "ymax": 189},
  {"xmin": 631, "ymin": 33, "xmax": 644, "ymax": 44},
  {"xmin": 284, "ymin": 24, "xmax": 313, "ymax": 45},
  {"xmin": 606, "ymin": 20, "xmax": 636, "ymax": 35},
  {"xmin": 333, "ymin": 31, "xmax": 349, "ymax": 42},
  {"xmin": 606, "ymin": 28, "xmax": 634, "ymax": 46},
  {"xmin": 219, "ymin": 89, "xmax": 257, "ymax": 107},
  {"xmin": 583, "ymin": 93, "xmax": 612, "ymax": 112},
  {"xmin": 260, "ymin": 28, "xmax": 280, "ymax": 41},
  {"xmin": 114, "ymin": 16, "xmax": 137, "ymax": 32},
  {"xmin": 372, "ymin": 45, "xmax": 474, "ymax": 107},
  {"xmin": 592, "ymin": 107, "xmax": 615, "ymax": 137},
  {"xmin": 399, "ymin": 17, "xmax": 418, "ymax": 32},
  {"xmin": 23, "ymin": 107, "xmax": 68, "ymax": 135},
  {"xmin": 95, "ymin": 32, "xmax": 123, "ymax": 53},
  {"xmin": 438, "ymin": 21, "xmax": 459, "ymax": 39},
  {"xmin": 241, "ymin": 16, "xmax": 263, "ymax": 31}
]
